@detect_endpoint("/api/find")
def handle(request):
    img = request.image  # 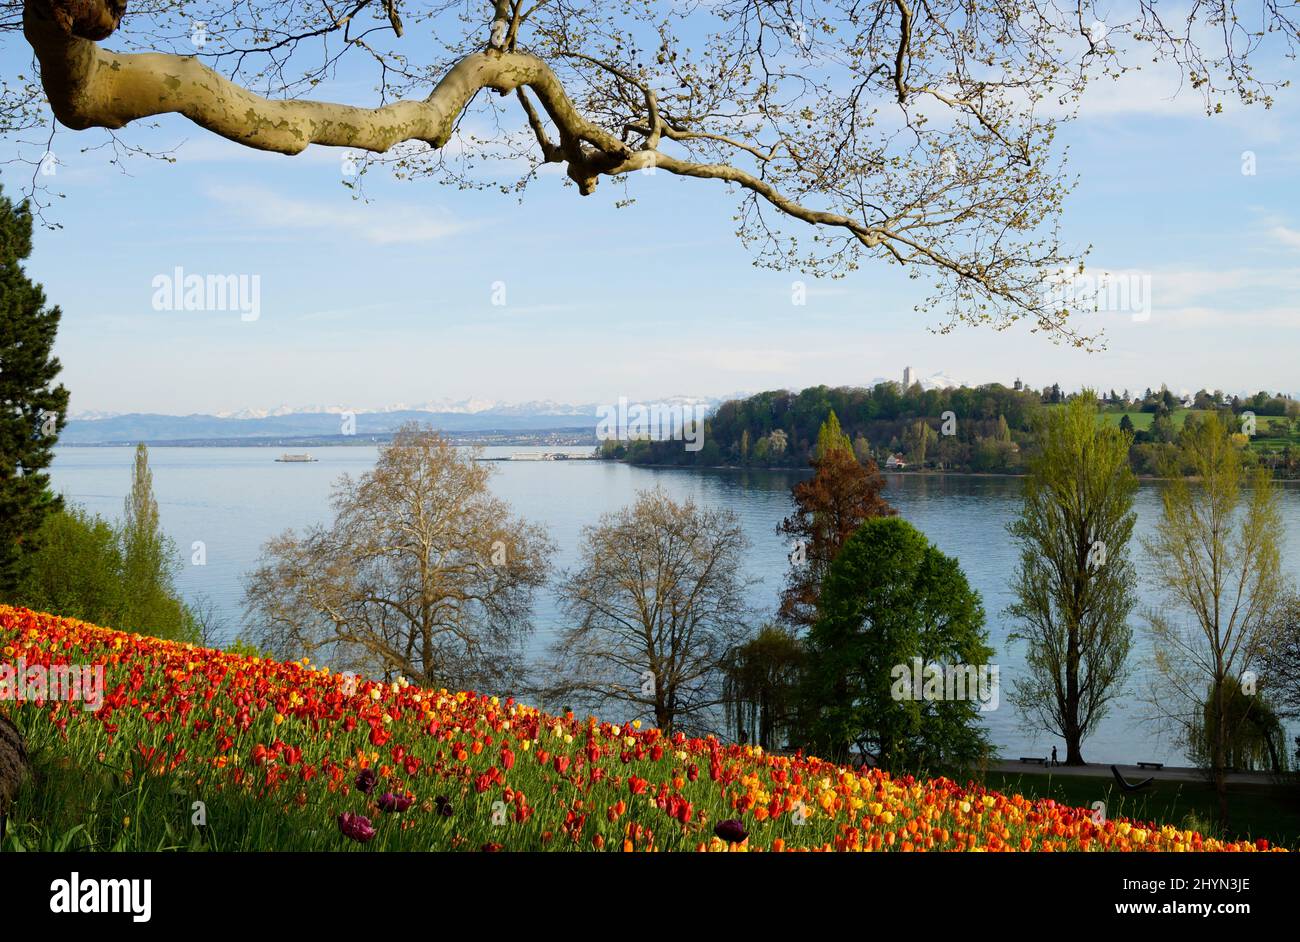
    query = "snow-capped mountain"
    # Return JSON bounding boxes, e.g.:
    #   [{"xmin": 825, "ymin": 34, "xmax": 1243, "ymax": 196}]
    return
[
  {"xmin": 917, "ymin": 371, "xmax": 964, "ymax": 391},
  {"xmin": 867, "ymin": 371, "xmax": 964, "ymax": 391},
  {"xmin": 66, "ymin": 409, "xmax": 127, "ymax": 421},
  {"xmin": 108, "ymin": 395, "xmax": 731, "ymax": 423}
]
